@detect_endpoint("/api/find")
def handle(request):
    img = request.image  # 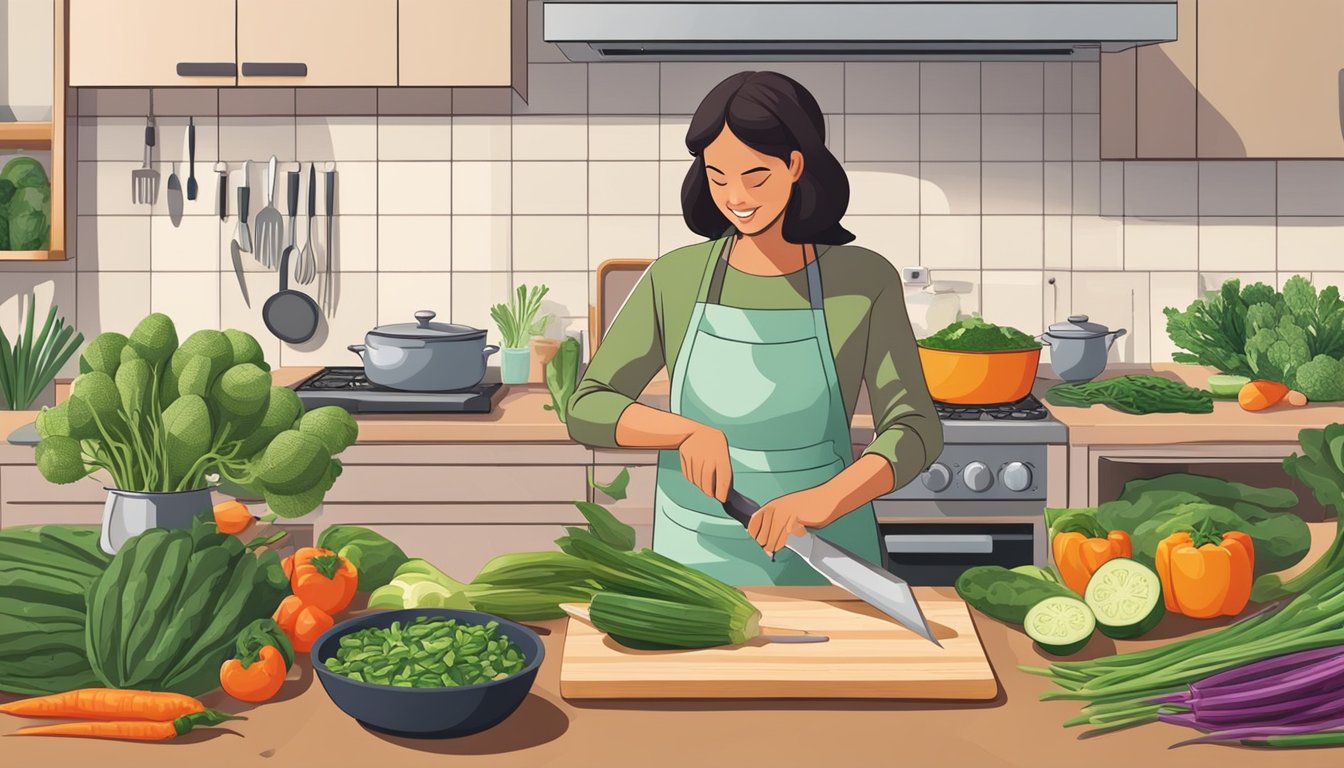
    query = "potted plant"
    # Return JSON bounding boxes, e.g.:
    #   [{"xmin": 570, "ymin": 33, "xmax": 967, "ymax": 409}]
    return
[
  {"xmin": 32, "ymin": 313, "xmax": 359, "ymax": 554},
  {"xmin": 0, "ymin": 296, "xmax": 83, "ymax": 410},
  {"xmin": 490, "ymin": 284, "xmax": 551, "ymax": 385}
]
